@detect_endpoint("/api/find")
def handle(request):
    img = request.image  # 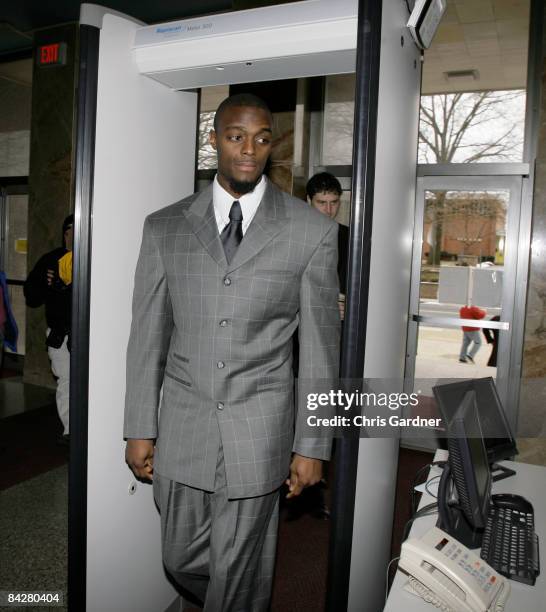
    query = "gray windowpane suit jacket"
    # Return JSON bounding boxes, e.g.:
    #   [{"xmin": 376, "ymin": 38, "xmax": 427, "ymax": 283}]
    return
[{"xmin": 124, "ymin": 180, "xmax": 340, "ymax": 499}]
